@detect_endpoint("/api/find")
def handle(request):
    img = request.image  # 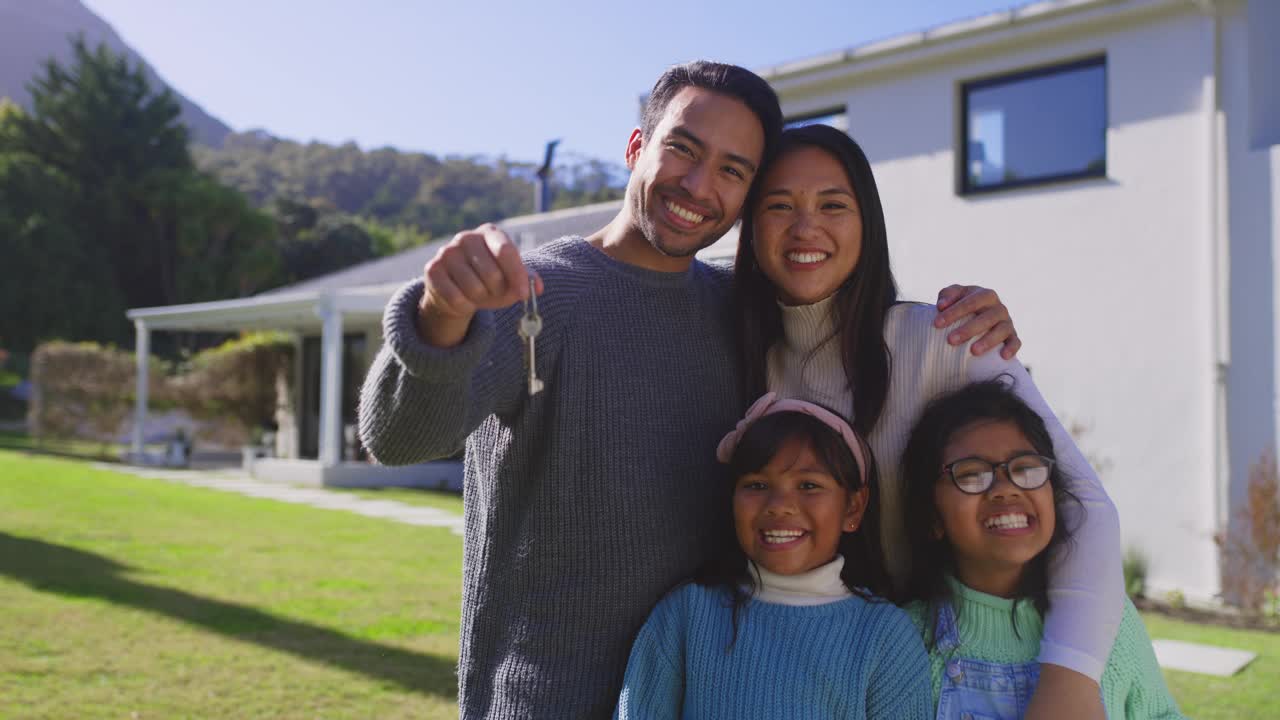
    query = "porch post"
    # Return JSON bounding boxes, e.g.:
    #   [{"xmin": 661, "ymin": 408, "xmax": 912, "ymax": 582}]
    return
[
  {"xmin": 131, "ymin": 319, "xmax": 150, "ymax": 462},
  {"xmin": 317, "ymin": 297, "xmax": 344, "ymax": 467},
  {"xmin": 288, "ymin": 332, "xmax": 303, "ymax": 459}
]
